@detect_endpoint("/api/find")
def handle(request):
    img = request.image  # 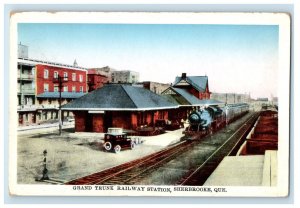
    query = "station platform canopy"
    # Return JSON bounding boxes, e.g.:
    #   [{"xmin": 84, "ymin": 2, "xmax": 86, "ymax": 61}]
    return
[{"xmin": 162, "ymin": 87, "xmax": 224, "ymax": 107}]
